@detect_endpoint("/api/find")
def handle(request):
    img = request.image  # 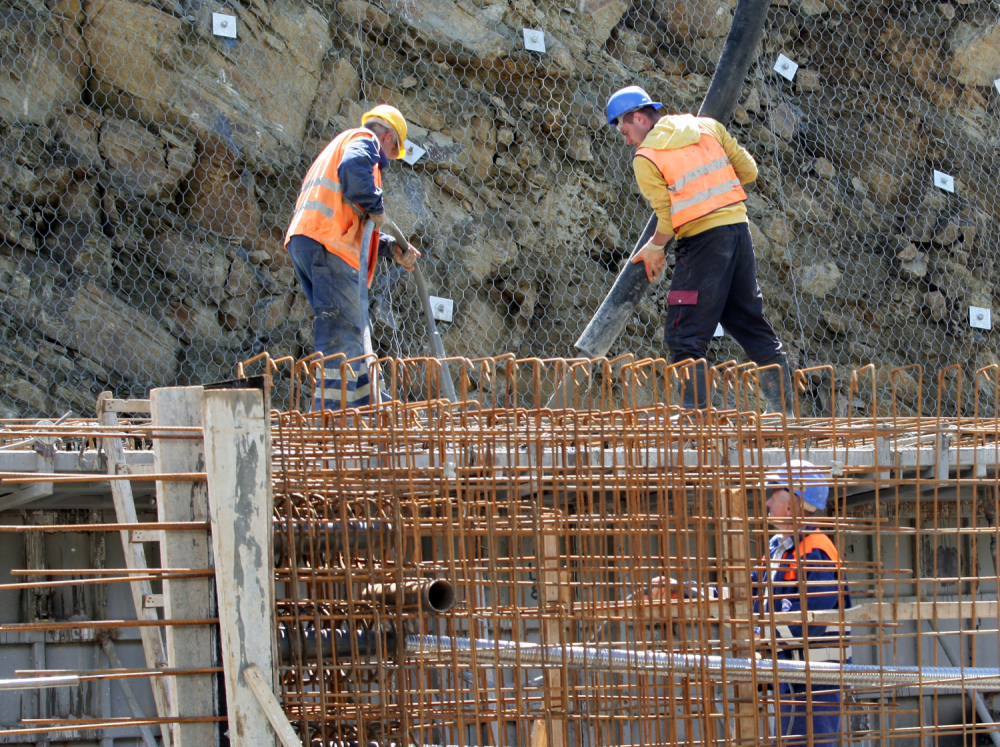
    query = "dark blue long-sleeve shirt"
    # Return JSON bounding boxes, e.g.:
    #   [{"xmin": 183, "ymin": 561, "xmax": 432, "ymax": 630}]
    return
[
  {"xmin": 752, "ymin": 529, "xmax": 852, "ymax": 663},
  {"xmin": 339, "ymin": 131, "xmax": 395, "ymax": 256},
  {"xmin": 339, "ymin": 134, "xmax": 388, "ymax": 216}
]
